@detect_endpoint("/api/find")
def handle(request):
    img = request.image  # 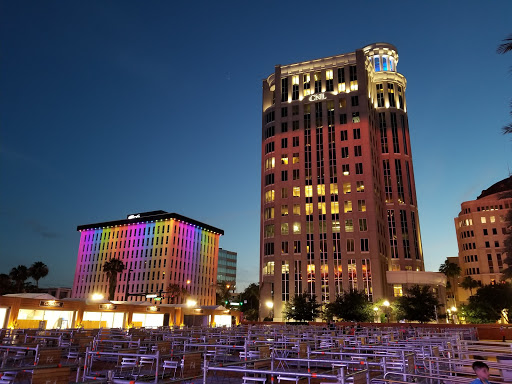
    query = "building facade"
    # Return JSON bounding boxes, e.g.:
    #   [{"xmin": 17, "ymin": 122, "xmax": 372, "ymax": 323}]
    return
[
  {"xmin": 217, "ymin": 248, "xmax": 237, "ymax": 285},
  {"xmin": 260, "ymin": 43, "xmax": 424, "ymax": 320},
  {"xmin": 73, "ymin": 211, "xmax": 223, "ymax": 306},
  {"xmin": 455, "ymin": 176, "xmax": 512, "ymax": 302}
]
